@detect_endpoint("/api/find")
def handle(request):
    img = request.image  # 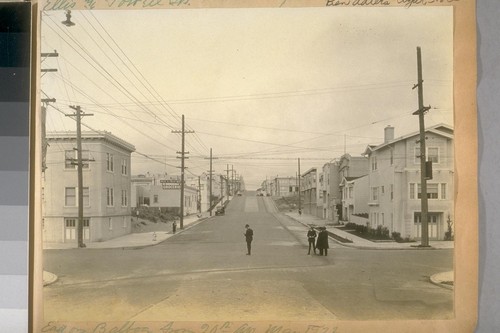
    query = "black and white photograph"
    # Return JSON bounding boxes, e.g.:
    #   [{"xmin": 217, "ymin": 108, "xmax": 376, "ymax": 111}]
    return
[{"xmin": 37, "ymin": 4, "xmax": 472, "ymax": 331}]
